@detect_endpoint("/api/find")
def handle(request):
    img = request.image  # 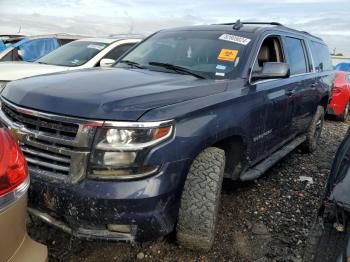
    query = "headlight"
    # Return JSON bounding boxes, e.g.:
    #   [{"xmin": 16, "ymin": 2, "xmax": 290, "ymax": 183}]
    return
[
  {"xmin": 0, "ymin": 81, "xmax": 8, "ymax": 94},
  {"xmin": 88, "ymin": 120, "xmax": 174, "ymax": 180}
]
